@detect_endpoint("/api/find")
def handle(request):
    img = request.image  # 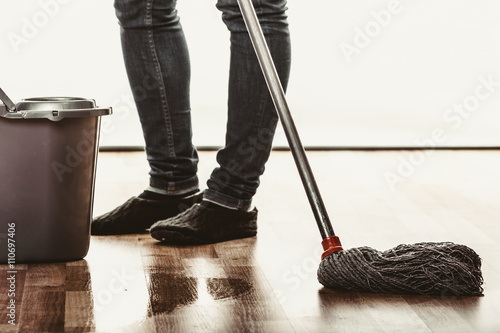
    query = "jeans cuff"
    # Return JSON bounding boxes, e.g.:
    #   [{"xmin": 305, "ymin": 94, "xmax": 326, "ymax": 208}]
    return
[
  {"xmin": 149, "ymin": 175, "xmax": 199, "ymax": 196},
  {"xmin": 203, "ymin": 189, "xmax": 252, "ymax": 211}
]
